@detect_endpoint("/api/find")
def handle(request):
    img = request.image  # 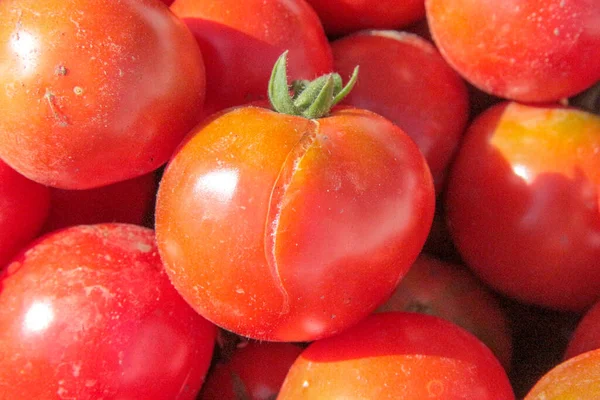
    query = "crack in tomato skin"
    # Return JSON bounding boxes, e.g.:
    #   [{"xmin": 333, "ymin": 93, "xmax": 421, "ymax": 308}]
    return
[
  {"xmin": 44, "ymin": 88, "xmax": 69, "ymax": 126},
  {"xmin": 264, "ymin": 118, "xmax": 318, "ymax": 316}
]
